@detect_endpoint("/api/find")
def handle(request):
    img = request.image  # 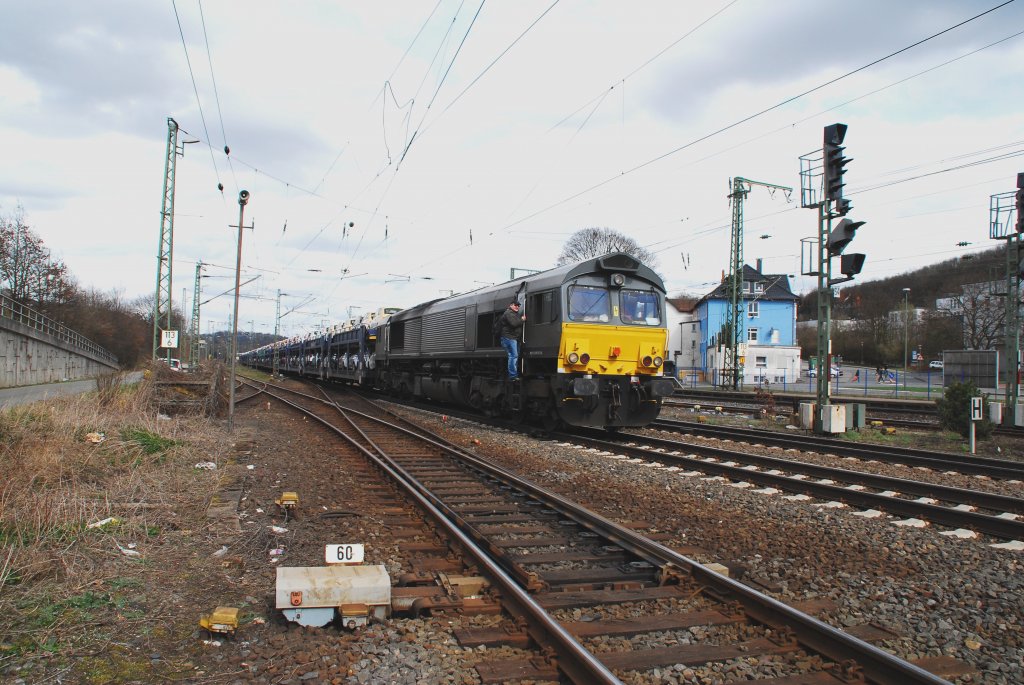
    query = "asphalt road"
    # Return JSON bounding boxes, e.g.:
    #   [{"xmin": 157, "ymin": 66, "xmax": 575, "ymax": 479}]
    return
[{"xmin": 0, "ymin": 372, "xmax": 143, "ymax": 408}]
